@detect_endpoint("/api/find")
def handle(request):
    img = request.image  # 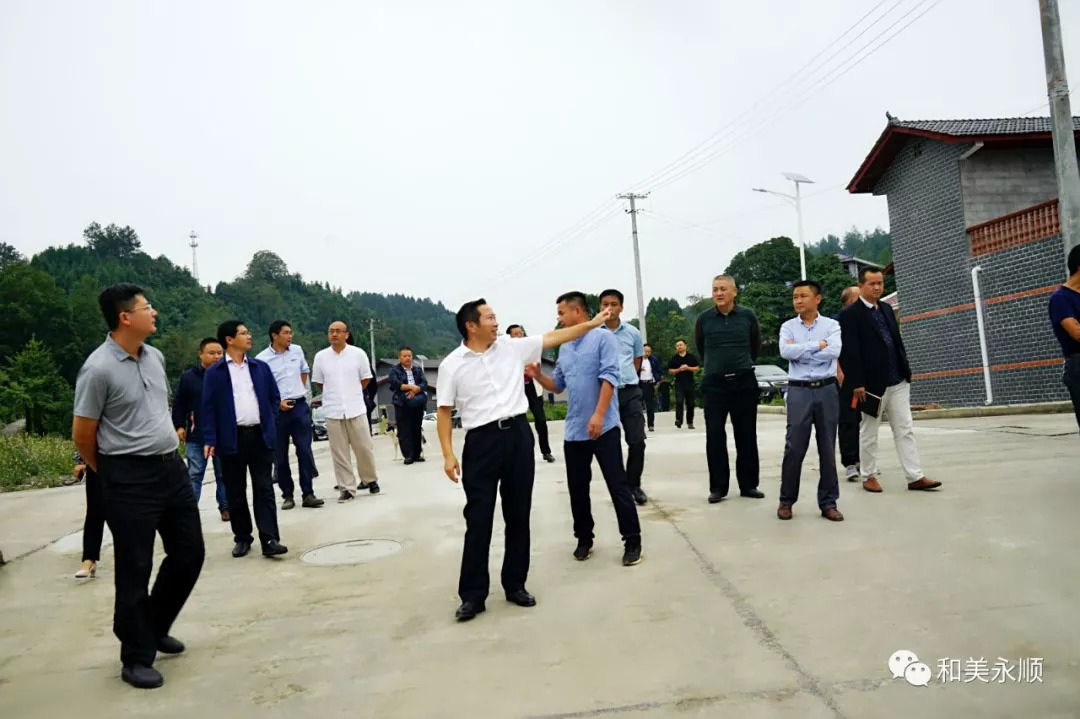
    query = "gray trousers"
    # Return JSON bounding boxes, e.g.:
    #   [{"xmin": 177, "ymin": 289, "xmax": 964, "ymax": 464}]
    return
[{"xmin": 779, "ymin": 384, "xmax": 839, "ymax": 510}]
